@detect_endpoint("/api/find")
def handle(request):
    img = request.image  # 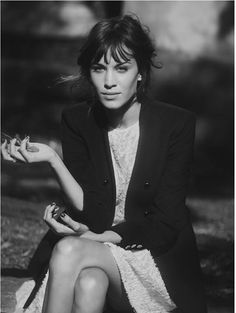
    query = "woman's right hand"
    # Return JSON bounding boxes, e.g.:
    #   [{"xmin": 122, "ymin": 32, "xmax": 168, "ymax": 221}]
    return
[{"xmin": 1, "ymin": 137, "xmax": 57, "ymax": 164}]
